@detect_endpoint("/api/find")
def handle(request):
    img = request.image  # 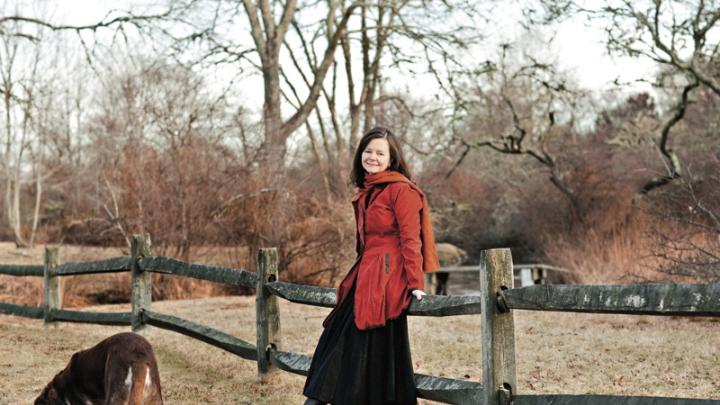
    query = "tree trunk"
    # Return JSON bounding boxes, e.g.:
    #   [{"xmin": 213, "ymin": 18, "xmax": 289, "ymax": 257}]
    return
[
  {"xmin": 11, "ymin": 175, "xmax": 26, "ymax": 247},
  {"xmin": 261, "ymin": 49, "xmax": 287, "ymax": 175},
  {"xmin": 29, "ymin": 171, "xmax": 42, "ymax": 248}
]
